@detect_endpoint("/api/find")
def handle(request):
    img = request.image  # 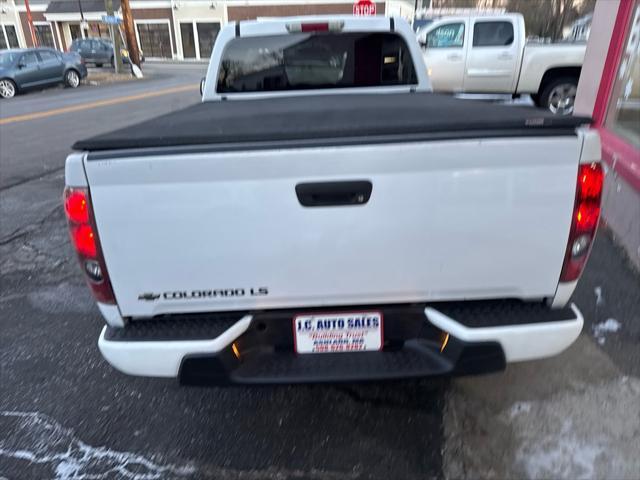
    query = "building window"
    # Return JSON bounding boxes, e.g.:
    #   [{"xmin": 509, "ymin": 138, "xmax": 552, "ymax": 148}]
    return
[
  {"xmin": 88, "ymin": 22, "xmax": 111, "ymax": 39},
  {"xmin": 606, "ymin": 3, "xmax": 640, "ymax": 148},
  {"xmin": 69, "ymin": 24, "xmax": 82, "ymax": 40},
  {"xmin": 196, "ymin": 22, "xmax": 219, "ymax": 59},
  {"xmin": 0, "ymin": 25, "xmax": 20, "ymax": 50},
  {"xmin": 6, "ymin": 25, "xmax": 20, "ymax": 48},
  {"xmin": 1, "ymin": 24, "xmax": 21, "ymax": 49},
  {"xmin": 180, "ymin": 23, "xmax": 196, "ymax": 58},
  {"xmin": 136, "ymin": 23, "xmax": 172, "ymax": 58},
  {"xmin": 35, "ymin": 24, "xmax": 55, "ymax": 49}
]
